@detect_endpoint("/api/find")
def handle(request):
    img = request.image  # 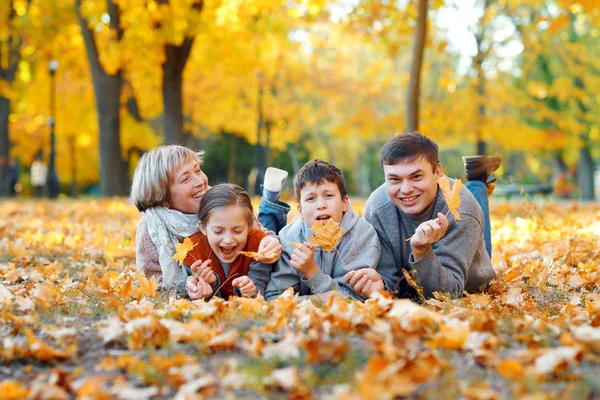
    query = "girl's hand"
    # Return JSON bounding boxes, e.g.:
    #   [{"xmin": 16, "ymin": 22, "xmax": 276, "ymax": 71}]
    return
[
  {"xmin": 256, "ymin": 236, "xmax": 282, "ymax": 263},
  {"xmin": 186, "ymin": 276, "xmax": 213, "ymax": 300},
  {"xmin": 190, "ymin": 259, "xmax": 217, "ymax": 285},
  {"xmin": 232, "ymin": 276, "xmax": 256, "ymax": 298},
  {"xmin": 290, "ymin": 243, "xmax": 317, "ymax": 279}
]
